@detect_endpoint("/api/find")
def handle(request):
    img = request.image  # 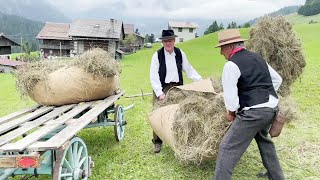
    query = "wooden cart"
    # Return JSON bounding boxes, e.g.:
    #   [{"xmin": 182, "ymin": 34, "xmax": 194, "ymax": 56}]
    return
[{"xmin": 0, "ymin": 90, "xmax": 132, "ymax": 180}]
